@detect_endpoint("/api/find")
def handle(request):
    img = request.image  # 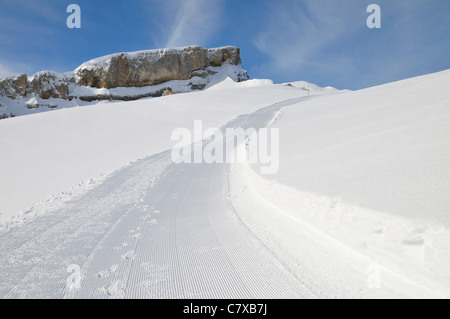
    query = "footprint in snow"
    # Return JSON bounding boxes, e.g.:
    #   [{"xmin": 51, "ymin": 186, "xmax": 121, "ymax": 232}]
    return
[
  {"xmin": 139, "ymin": 205, "xmax": 151, "ymax": 212},
  {"xmin": 114, "ymin": 242, "xmax": 128, "ymax": 250},
  {"xmin": 97, "ymin": 265, "xmax": 119, "ymax": 278},
  {"xmin": 122, "ymin": 251, "xmax": 135, "ymax": 260},
  {"xmin": 403, "ymin": 227, "xmax": 427, "ymax": 246},
  {"xmin": 132, "ymin": 233, "xmax": 143, "ymax": 240},
  {"xmin": 103, "ymin": 280, "xmax": 125, "ymax": 299},
  {"xmin": 373, "ymin": 228, "xmax": 383, "ymax": 234}
]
